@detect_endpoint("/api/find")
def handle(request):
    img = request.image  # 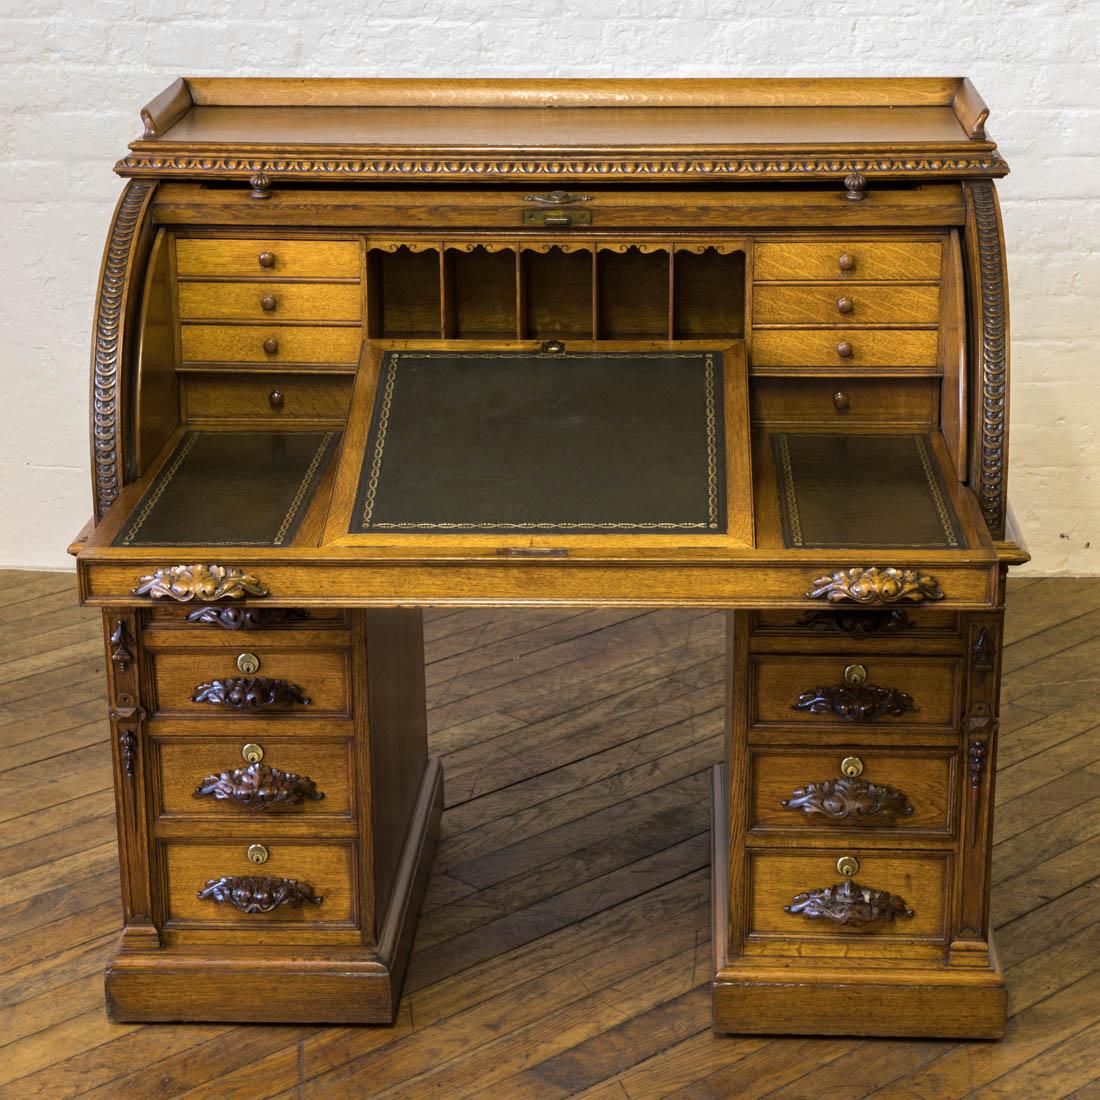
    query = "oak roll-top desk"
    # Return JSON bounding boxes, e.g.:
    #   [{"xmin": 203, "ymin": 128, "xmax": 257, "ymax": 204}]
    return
[{"xmin": 71, "ymin": 77, "xmax": 1028, "ymax": 1038}]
